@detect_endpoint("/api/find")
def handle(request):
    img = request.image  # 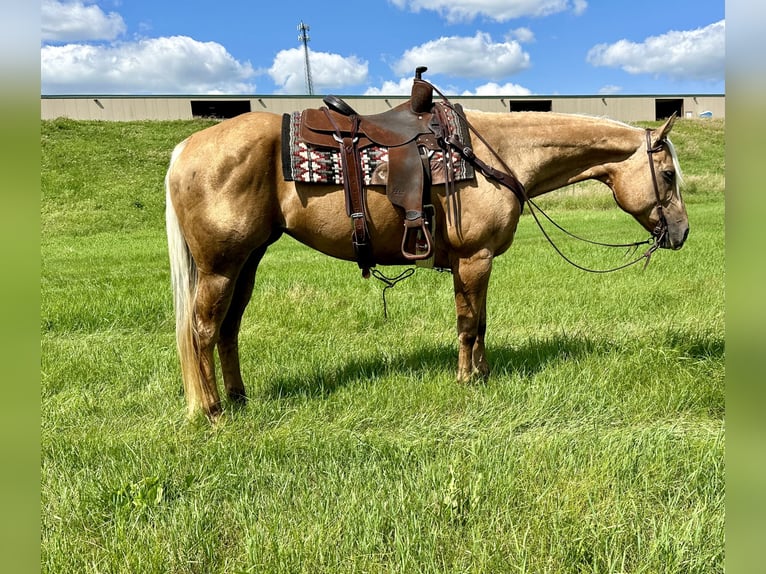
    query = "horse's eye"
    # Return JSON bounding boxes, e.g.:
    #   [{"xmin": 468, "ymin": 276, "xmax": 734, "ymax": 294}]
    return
[{"xmin": 662, "ymin": 170, "xmax": 675, "ymax": 184}]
